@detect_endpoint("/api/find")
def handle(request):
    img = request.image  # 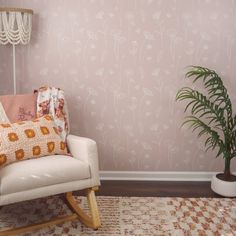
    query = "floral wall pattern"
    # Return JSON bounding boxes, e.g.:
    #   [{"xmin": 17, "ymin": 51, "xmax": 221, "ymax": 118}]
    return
[{"xmin": 1, "ymin": 0, "xmax": 236, "ymax": 171}]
